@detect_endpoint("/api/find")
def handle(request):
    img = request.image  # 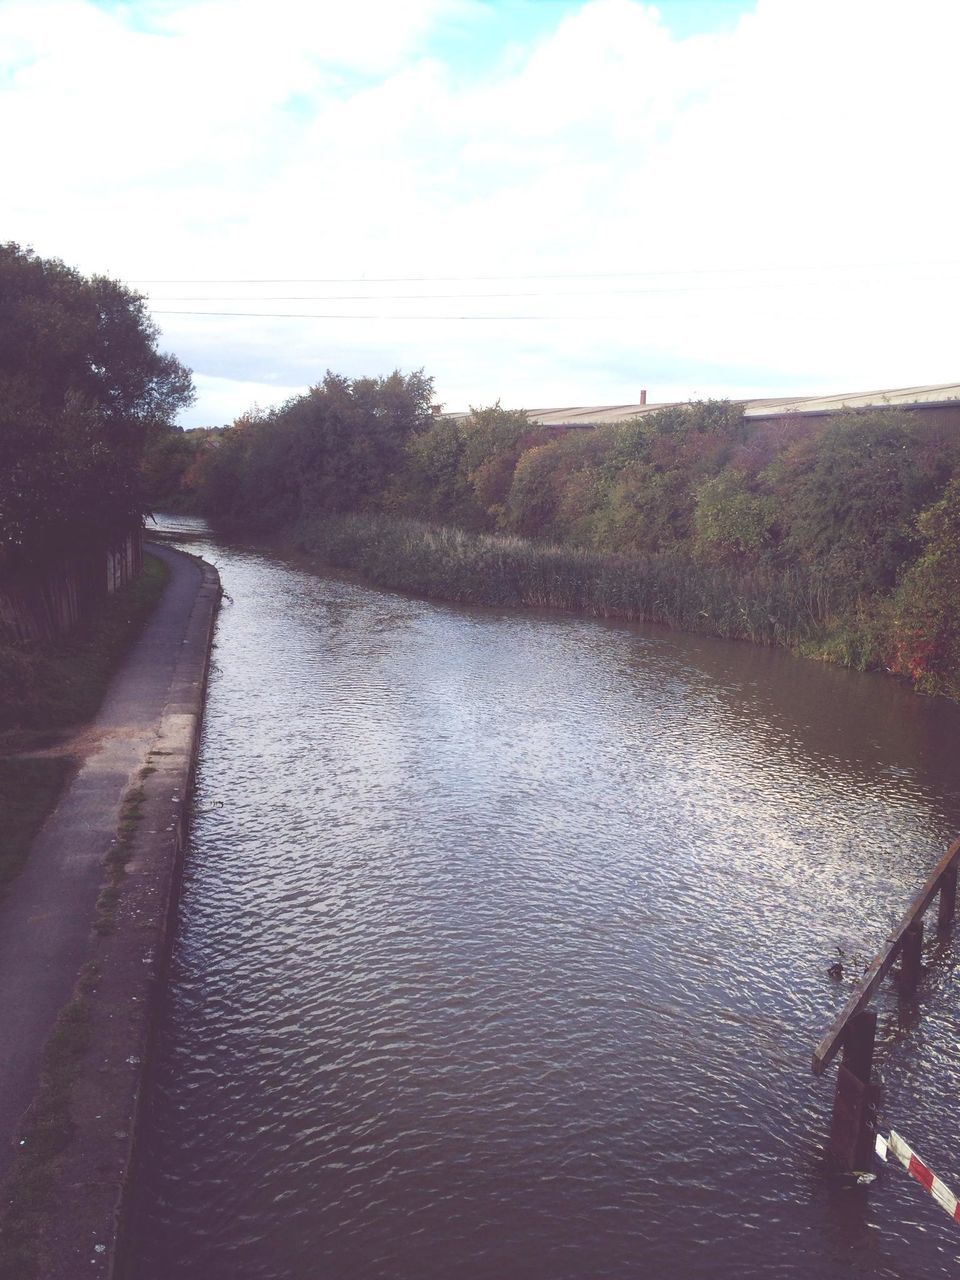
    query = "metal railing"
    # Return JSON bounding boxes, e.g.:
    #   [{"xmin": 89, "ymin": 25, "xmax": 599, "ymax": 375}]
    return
[{"xmin": 813, "ymin": 838, "xmax": 960, "ymax": 1169}]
